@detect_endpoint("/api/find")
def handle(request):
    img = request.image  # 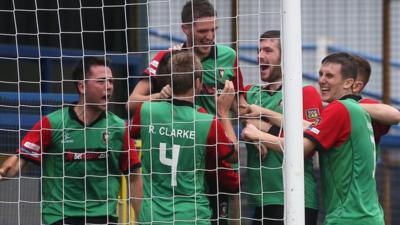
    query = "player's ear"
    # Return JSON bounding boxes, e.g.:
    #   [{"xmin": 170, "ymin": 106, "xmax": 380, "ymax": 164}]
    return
[
  {"xmin": 77, "ymin": 80, "xmax": 85, "ymax": 95},
  {"xmin": 352, "ymin": 80, "xmax": 364, "ymax": 94},
  {"xmin": 343, "ymin": 78, "xmax": 355, "ymax": 89},
  {"xmin": 194, "ymin": 77, "xmax": 202, "ymax": 94},
  {"xmin": 181, "ymin": 24, "xmax": 191, "ymax": 37}
]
